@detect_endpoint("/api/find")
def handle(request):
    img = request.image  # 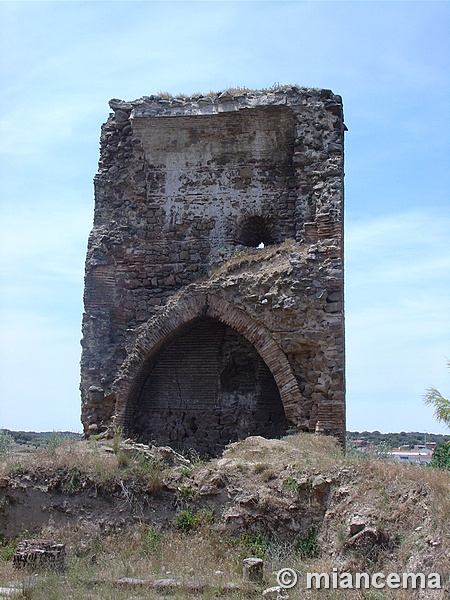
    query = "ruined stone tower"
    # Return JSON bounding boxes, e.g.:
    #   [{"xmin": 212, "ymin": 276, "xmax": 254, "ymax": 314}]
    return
[{"xmin": 80, "ymin": 86, "xmax": 346, "ymax": 455}]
